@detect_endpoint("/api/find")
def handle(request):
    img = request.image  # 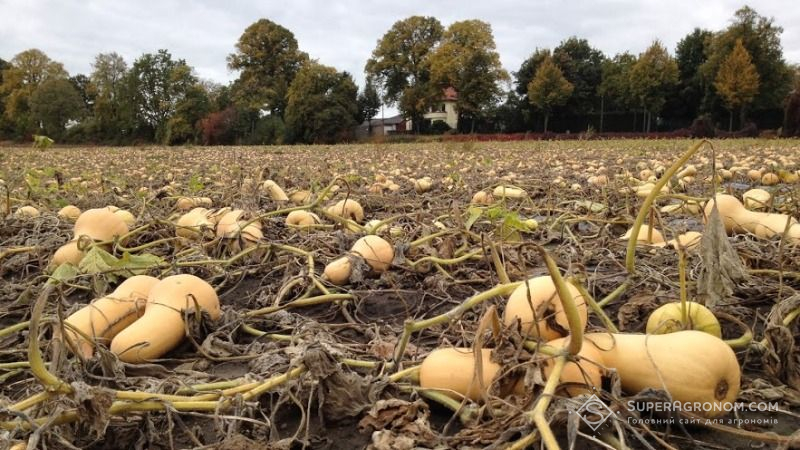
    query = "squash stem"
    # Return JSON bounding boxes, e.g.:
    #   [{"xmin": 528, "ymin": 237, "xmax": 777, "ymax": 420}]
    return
[
  {"xmin": 678, "ymin": 246, "xmax": 689, "ymax": 328},
  {"xmin": 569, "ymin": 277, "xmax": 618, "ymax": 333},
  {"xmin": 597, "ymin": 278, "xmax": 632, "ymax": 308},
  {"xmin": 391, "ymin": 282, "xmax": 521, "ymax": 367},
  {"xmin": 537, "ymin": 246, "xmax": 583, "ymax": 355},
  {"xmin": 510, "ymin": 355, "xmax": 566, "ymax": 450},
  {"xmin": 488, "ymin": 240, "xmax": 511, "ymax": 285},
  {"xmin": 626, "ymin": 140, "xmax": 707, "ymax": 274},
  {"xmin": 28, "ymin": 283, "xmax": 71, "ymax": 394},
  {"xmin": 244, "ymin": 293, "xmax": 353, "ymax": 317},
  {"xmin": 715, "ymin": 311, "xmax": 754, "ymax": 349},
  {"xmin": 0, "ymin": 320, "xmax": 30, "ymax": 340},
  {"xmin": 408, "ymin": 249, "xmax": 483, "ymax": 268},
  {"xmin": 408, "ymin": 229, "xmax": 452, "ymax": 248}
]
